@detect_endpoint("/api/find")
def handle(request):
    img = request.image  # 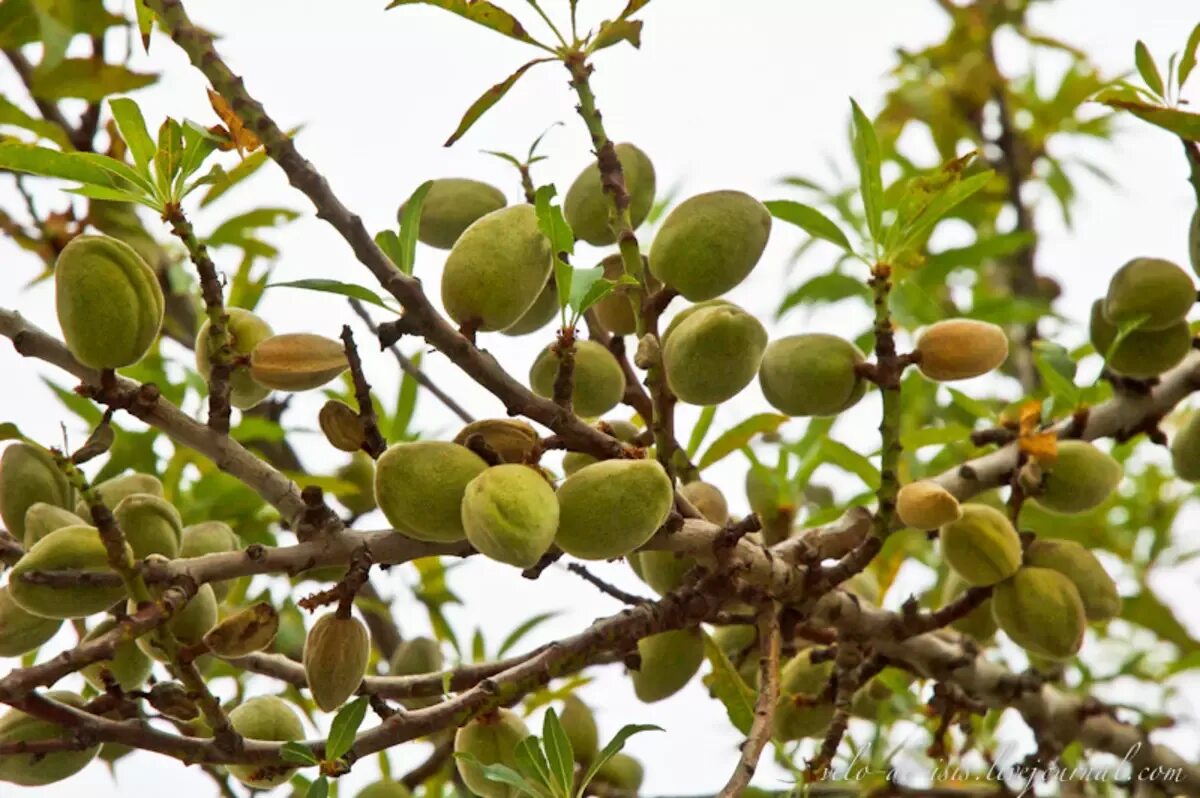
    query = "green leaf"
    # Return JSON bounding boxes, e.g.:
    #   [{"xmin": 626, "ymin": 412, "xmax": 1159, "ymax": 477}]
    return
[
  {"xmin": 577, "ymin": 724, "xmax": 662, "ymax": 797},
  {"xmin": 208, "ymin": 208, "xmax": 300, "ymax": 249},
  {"xmin": 443, "ymin": 58, "xmax": 554, "ymax": 147},
  {"xmin": 589, "ymin": 18, "xmax": 642, "ymax": 52},
  {"xmin": 280, "ymin": 742, "xmax": 319, "ymax": 767},
  {"xmin": 389, "ymin": 350, "xmax": 422, "ymax": 441},
  {"xmin": 698, "ymin": 413, "xmax": 790, "ymax": 470},
  {"xmin": 0, "ymin": 423, "xmax": 25, "ymax": 442},
  {"xmin": 307, "ymin": 776, "xmax": 329, "ymax": 798},
  {"xmin": 777, "ymin": 272, "xmax": 870, "ymax": 318},
  {"xmin": 567, "ymin": 267, "xmax": 612, "ymax": 318},
  {"xmin": 900, "ymin": 424, "xmax": 972, "ymax": 451},
  {"xmin": 1121, "ymin": 587, "xmax": 1200, "ymax": 652},
  {"xmin": 1181, "ymin": 23, "xmax": 1200, "ymax": 88},
  {"xmin": 109, "ymin": 98, "xmax": 155, "ymax": 175},
  {"xmin": 453, "ymin": 753, "xmax": 544, "ymax": 797},
  {"xmin": 533, "ymin": 185, "xmax": 575, "ymax": 255},
  {"xmin": 513, "ymin": 736, "xmax": 554, "ymax": 793},
  {"xmin": 849, "ymin": 99, "xmax": 883, "ymax": 248},
  {"xmin": 686, "ymin": 406, "xmax": 717, "ymax": 458},
  {"xmin": 1134, "ymin": 40, "xmax": 1165, "ymax": 97},
  {"xmin": 43, "ymin": 378, "xmax": 102, "ymax": 425},
  {"xmin": 326, "ymin": 696, "xmax": 369, "ymax": 761},
  {"xmin": 30, "ymin": 59, "xmax": 156, "ymax": 103},
  {"xmin": 31, "ymin": 0, "xmax": 70, "ymax": 71},
  {"xmin": 269, "ymin": 279, "xmax": 395, "ymax": 313},
  {"xmin": 700, "ymin": 633, "xmax": 755, "ymax": 734},
  {"xmin": 542, "ymin": 709, "xmax": 574, "ymax": 795},
  {"xmin": 0, "ymin": 96, "xmax": 70, "ymax": 148},
  {"xmin": 947, "ymin": 388, "xmax": 995, "ymax": 420},
  {"xmin": 764, "ymin": 199, "xmax": 853, "ymax": 252},
  {"xmin": 154, "ymin": 118, "xmax": 183, "ymax": 199},
  {"xmin": 385, "ymin": 0, "xmax": 547, "ymax": 49},
  {"xmin": 0, "ymin": 142, "xmax": 137, "ymax": 192},
  {"xmin": 893, "ymin": 170, "xmax": 994, "ymax": 257},
  {"xmin": 497, "ymin": 612, "xmax": 558, "ymax": 657},
  {"xmin": 821, "ymin": 438, "xmax": 881, "ymax": 490},
  {"xmin": 177, "ymin": 122, "xmax": 219, "ymax": 192},
  {"xmin": 133, "ymin": 0, "xmax": 153, "ymax": 51},
  {"xmin": 199, "ymin": 148, "xmax": 268, "ymax": 207},
  {"xmin": 398, "ymin": 180, "xmax": 433, "ymax": 275},
  {"xmin": 374, "ymin": 230, "xmax": 404, "ymax": 270},
  {"xmin": 1095, "ymin": 91, "xmax": 1200, "ymax": 141},
  {"xmin": 1032, "ymin": 340, "xmax": 1079, "ymax": 408}
]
